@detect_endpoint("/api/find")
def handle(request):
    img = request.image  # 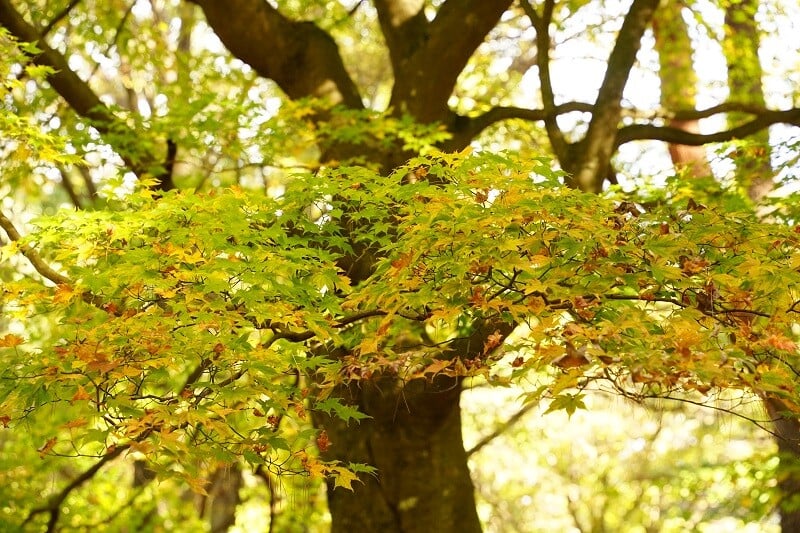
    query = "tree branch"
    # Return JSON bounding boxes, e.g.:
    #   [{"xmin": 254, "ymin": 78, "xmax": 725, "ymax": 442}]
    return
[
  {"xmin": 22, "ymin": 444, "xmax": 130, "ymax": 532},
  {"xmin": 189, "ymin": 0, "xmax": 362, "ymax": 108},
  {"xmin": 0, "ymin": 0, "xmax": 175, "ymax": 190},
  {"xmin": 40, "ymin": 0, "xmax": 82, "ymax": 38},
  {"xmin": 390, "ymin": 0, "xmax": 514, "ymax": 123},
  {"xmin": 521, "ymin": 0, "xmax": 569, "ymax": 162},
  {"xmin": 569, "ymin": 0, "xmax": 660, "ymax": 192},
  {"xmin": 463, "ymin": 101, "xmax": 594, "ymax": 139},
  {"xmin": 466, "ymin": 401, "xmax": 537, "ymax": 456},
  {"xmin": 0, "ymin": 210, "xmax": 71, "ymax": 286},
  {"xmin": 668, "ymin": 102, "xmax": 790, "ymax": 121},
  {"xmin": 616, "ymin": 108, "xmax": 800, "ymax": 147},
  {"xmin": 373, "ymin": 0, "xmax": 428, "ymax": 74},
  {"xmin": 459, "ymin": 100, "xmax": 800, "ymax": 144}
]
